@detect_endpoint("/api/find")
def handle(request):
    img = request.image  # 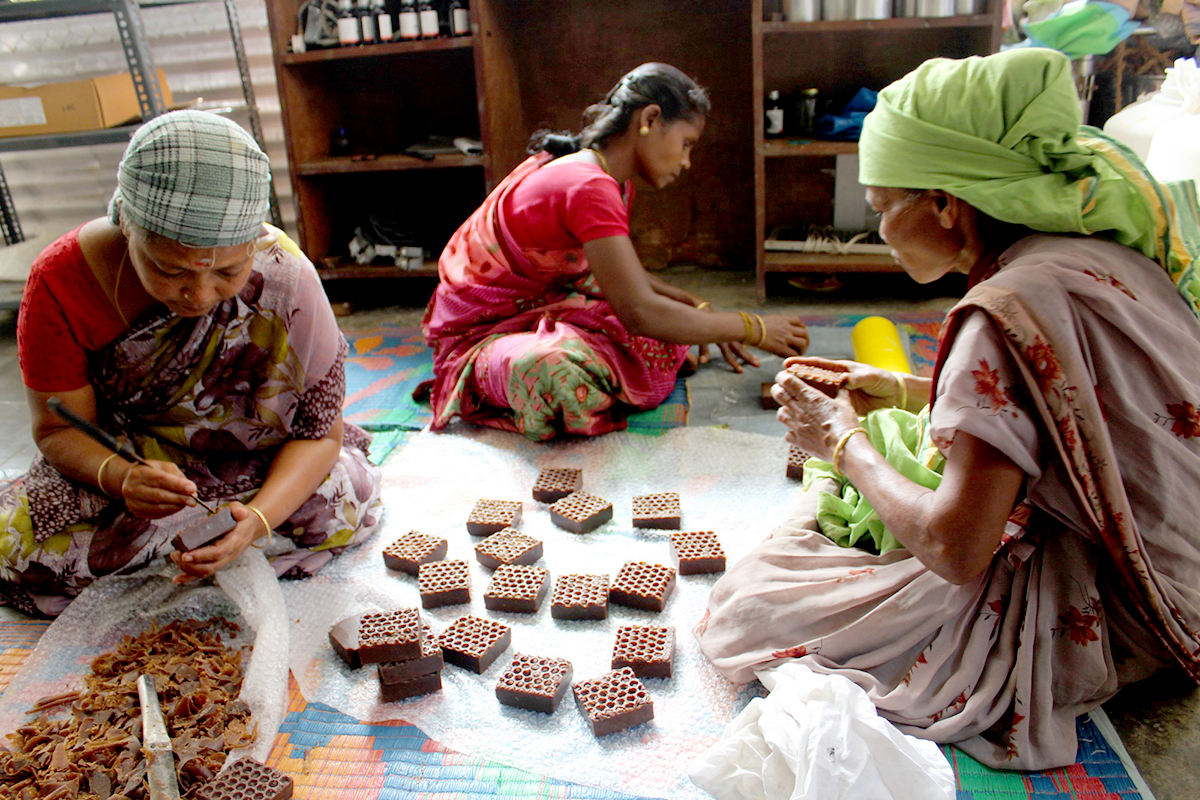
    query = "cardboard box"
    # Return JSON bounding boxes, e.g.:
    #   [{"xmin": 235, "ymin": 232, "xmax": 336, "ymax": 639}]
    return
[{"xmin": 0, "ymin": 70, "xmax": 172, "ymax": 139}]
